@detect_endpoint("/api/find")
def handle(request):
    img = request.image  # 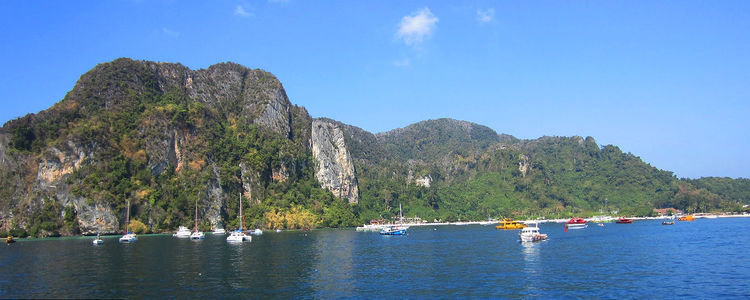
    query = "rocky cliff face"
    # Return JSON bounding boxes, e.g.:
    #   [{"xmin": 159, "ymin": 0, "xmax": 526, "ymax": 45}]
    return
[
  {"xmin": 311, "ymin": 119, "xmax": 359, "ymax": 203},
  {"xmin": 0, "ymin": 58, "xmax": 348, "ymax": 236}
]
